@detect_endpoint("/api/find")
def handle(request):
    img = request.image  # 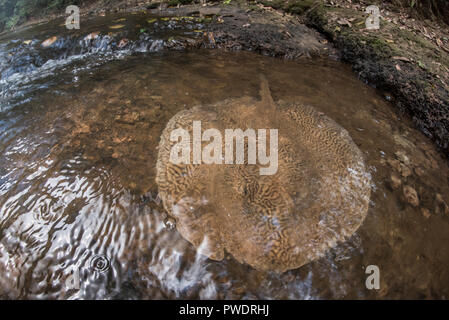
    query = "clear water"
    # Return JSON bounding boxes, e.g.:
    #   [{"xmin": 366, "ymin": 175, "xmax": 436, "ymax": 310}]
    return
[{"xmin": 0, "ymin": 15, "xmax": 448, "ymax": 299}]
